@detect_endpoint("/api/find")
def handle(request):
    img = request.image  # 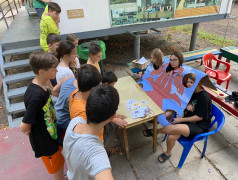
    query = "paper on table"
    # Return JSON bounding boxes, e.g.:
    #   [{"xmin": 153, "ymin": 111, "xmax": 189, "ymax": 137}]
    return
[
  {"xmin": 137, "ymin": 57, "xmax": 148, "ymax": 64},
  {"xmin": 131, "ymin": 106, "xmax": 151, "ymax": 119}
]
